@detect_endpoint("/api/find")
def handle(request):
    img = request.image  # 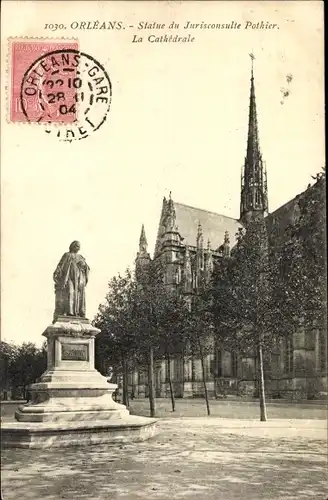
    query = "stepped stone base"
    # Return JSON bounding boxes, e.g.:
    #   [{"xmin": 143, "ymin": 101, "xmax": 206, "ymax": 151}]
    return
[
  {"xmin": 1, "ymin": 416, "xmax": 157, "ymax": 449},
  {"xmin": 1, "ymin": 316, "xmax": 157, "ymax": 448}
]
